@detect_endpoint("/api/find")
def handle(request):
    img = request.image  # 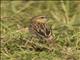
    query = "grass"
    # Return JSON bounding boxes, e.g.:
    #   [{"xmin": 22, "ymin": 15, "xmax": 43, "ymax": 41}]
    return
[{"xmin": 1, "ymin": 1, "xmax": 80, "ymax": 60}]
